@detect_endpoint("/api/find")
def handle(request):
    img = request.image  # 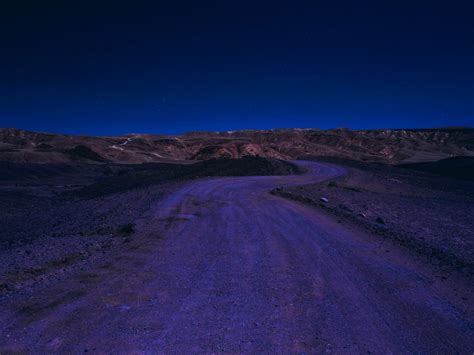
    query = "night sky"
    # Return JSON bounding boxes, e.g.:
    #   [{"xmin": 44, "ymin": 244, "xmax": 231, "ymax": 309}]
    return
[{"xmin": 1, "ymin": 1, "xmax": 473, "ymax": 135}]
